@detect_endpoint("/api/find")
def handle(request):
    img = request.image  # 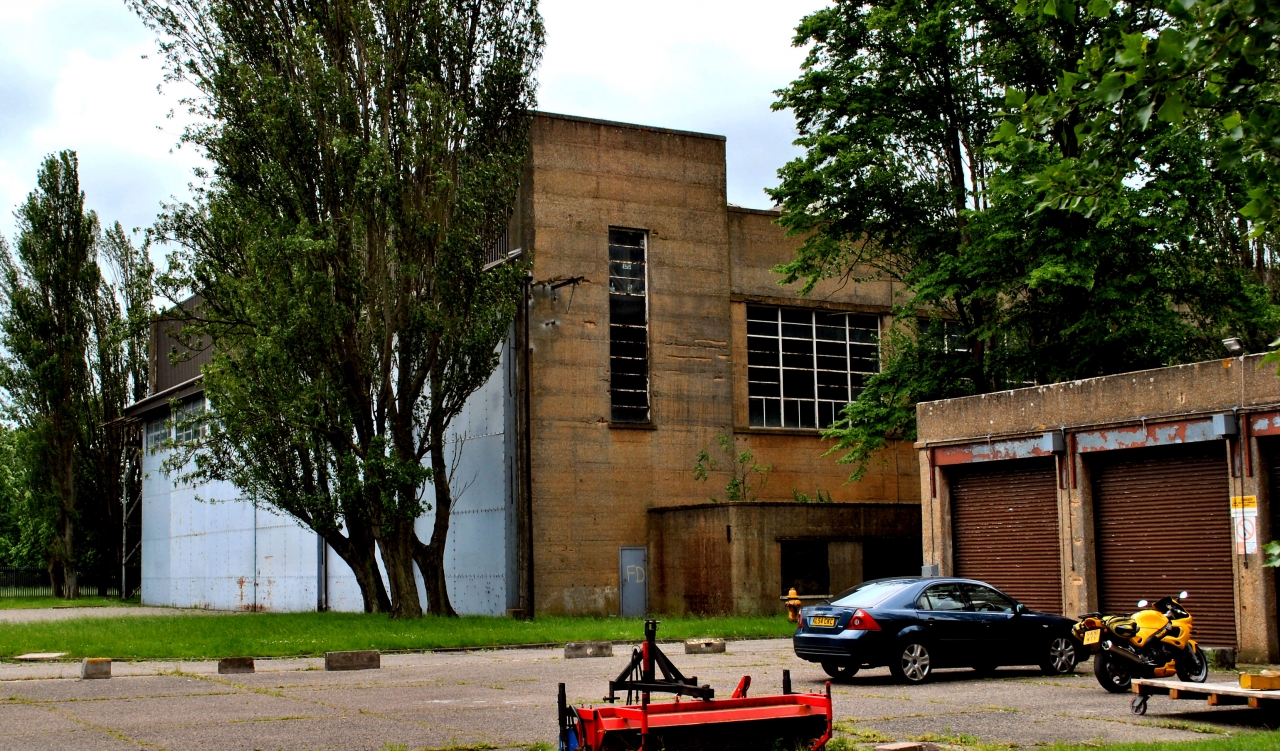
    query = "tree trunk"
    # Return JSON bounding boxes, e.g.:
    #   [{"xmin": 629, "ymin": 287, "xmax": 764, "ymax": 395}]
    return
[
  {"xmin": 52, "ymin": 433, "xmax": 78, "ymax": 599},
  {"xmin": 325, "ymin": 522, "xmax": 390, "ymax": 613},
  {"xmin": 416, "ymin": 422, "xmax": 457, "ymax": 617},
  {"xmin": 377, "ymin": 517, "xmax": 424, "ymax": 618},
  {"xmin": 49, "ymin": 561, "xmax": 64, "ymax": 599}
]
